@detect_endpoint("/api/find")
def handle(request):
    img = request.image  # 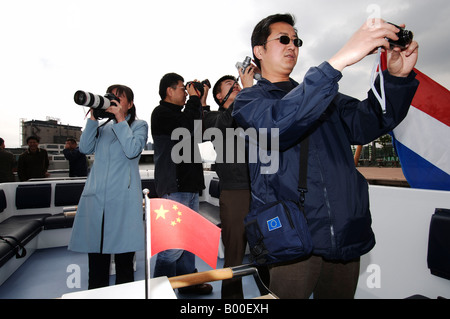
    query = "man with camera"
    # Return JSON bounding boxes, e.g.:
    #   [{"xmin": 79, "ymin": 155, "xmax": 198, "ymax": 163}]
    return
[
  {"xmin": 232, "ymin": 14, "xmax": 419, "ymax": 298},
  {"xmin": 203, "ymin": 66, "xmax": 269, "ymax": 299},
  {"xmin": 151, "ymin": 73, "xmax": 212, "ymax": 295}
]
